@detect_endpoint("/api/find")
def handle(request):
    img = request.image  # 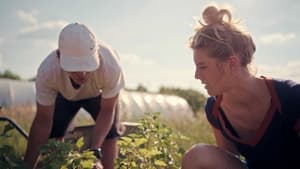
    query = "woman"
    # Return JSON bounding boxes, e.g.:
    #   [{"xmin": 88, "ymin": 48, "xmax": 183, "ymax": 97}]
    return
[{"xmin": 182, "ymin": 5, "xmax": 300, "ymax": 169}]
